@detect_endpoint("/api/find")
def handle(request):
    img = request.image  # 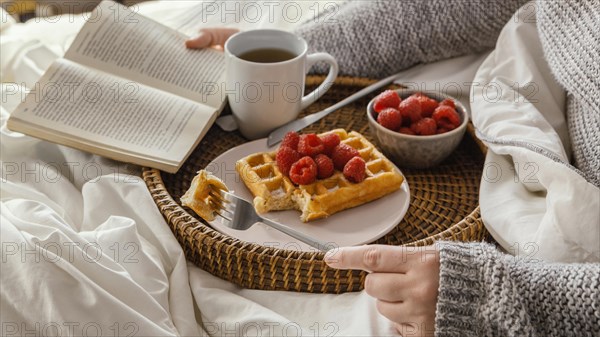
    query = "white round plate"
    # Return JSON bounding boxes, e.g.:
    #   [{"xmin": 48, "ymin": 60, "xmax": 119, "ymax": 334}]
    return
[{"xmin": 205, "ymin": 138, "xmax": 410, "ymax": 252}]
